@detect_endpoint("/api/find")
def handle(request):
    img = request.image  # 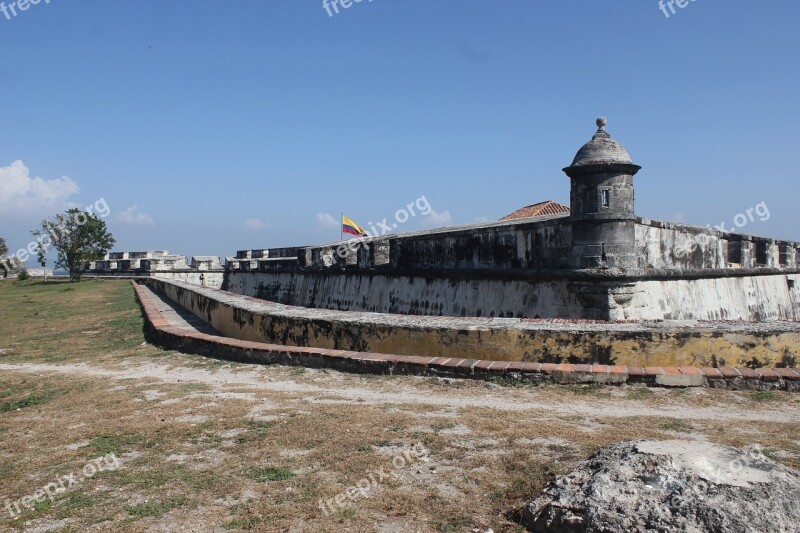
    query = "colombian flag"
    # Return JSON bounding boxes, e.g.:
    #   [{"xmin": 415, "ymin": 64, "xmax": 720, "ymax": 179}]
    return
[{"xmin": 342, "ymin": 215, "xmax": 369, "ymax": 238}]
